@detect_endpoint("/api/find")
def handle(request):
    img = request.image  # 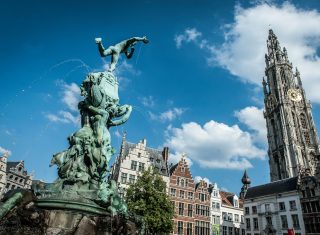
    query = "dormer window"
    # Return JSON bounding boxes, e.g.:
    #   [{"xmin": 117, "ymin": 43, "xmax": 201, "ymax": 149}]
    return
[{"xmin": 234, "ymin": 200, "xmax": 238, "ymax": 207}]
